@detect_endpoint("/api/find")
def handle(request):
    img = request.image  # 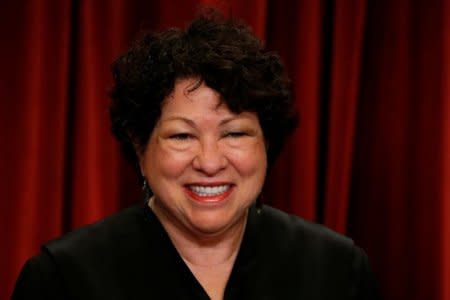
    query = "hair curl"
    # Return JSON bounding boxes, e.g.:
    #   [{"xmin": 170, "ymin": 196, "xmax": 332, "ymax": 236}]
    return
[{"xmin": 109, "ymin": 13, "xmax": 298, "ymax": 173}]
